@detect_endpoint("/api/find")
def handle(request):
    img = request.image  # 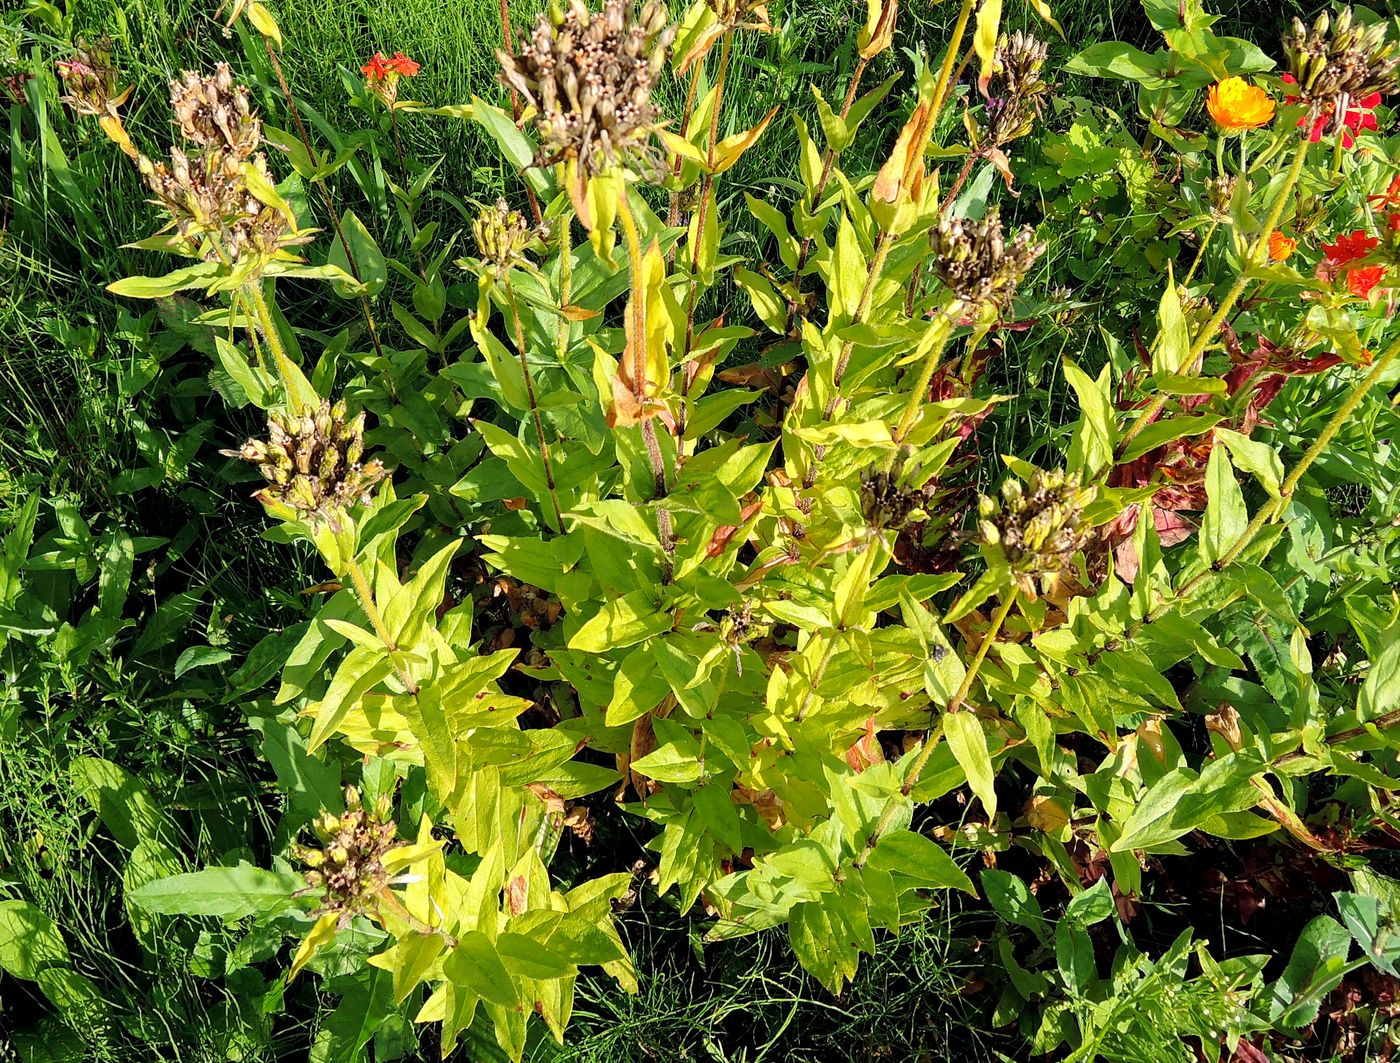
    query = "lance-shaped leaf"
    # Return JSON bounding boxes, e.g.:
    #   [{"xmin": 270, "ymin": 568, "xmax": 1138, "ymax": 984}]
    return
[
  {"xmin": 974, "ymin": 0, "xmax": 1003, "ymax": 94},
  {"xmin": 609, "ymin": 238, "xmax": 671, "ymax": 428}
]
